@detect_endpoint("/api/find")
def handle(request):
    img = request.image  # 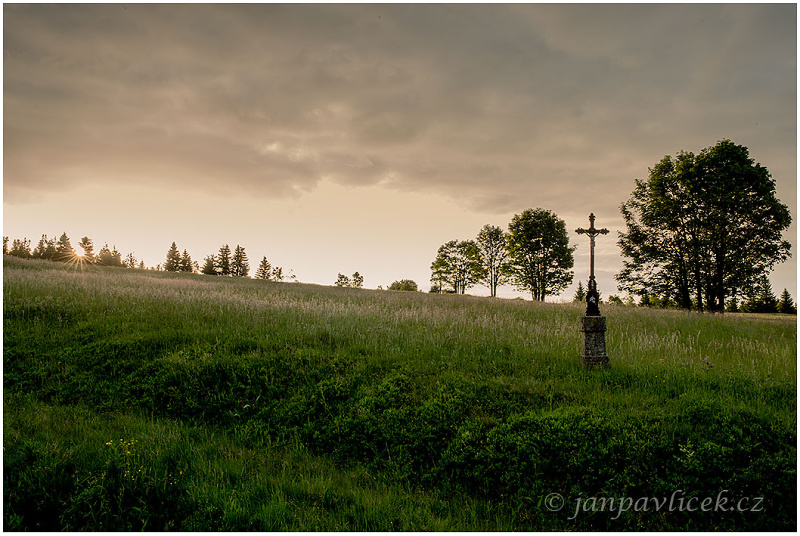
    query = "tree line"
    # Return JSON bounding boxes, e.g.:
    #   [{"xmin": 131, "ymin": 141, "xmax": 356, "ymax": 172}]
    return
[
  {"xmin": 2, "ymin": 235, "xmax": 294, "ymax": 282},
  {"xmin": 428, "ymin": 140, "xmax": 793, "ymax": 313},
  {"xmin": 4, "ymin": 233, "xmax": 144, "ymax": 269},
  {"xmin": 430, "ymin": 208, "xmax": 574, "ymax": 301},
  {"xmin": 4, "ymin": 140, "xmax": 793, "ymax": 314}
]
